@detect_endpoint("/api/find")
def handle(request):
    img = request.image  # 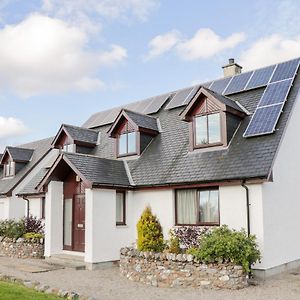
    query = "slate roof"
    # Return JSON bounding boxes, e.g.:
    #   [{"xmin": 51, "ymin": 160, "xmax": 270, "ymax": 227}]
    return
[
  {"xmin": 17, "ymin": 168, "xmax": 49, "ymax": 196},
  {"xmin": 64, "ymin": 153, "xmax": 131, "ymax": 187},
  {"xmin": 20, "ymin": 58, "xmax": 300, "ymax": 192},
  {"xmin": 0, "ymin": 137, "xmax": 53, "ymax": 195},
  {"xmin": 1, "ymin": 147, "xmax": 34, "ymax": 163},
  {"xmin": 124, "ymin": 109, "xmax": 159, "ymax": 132},
  {"xmin": 54, "ymin": 124, "xmax": 99, "ymax": 145},
  {"xmin": 205, "ymin": 88, "xmax": 248, "ymax": 114}
]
